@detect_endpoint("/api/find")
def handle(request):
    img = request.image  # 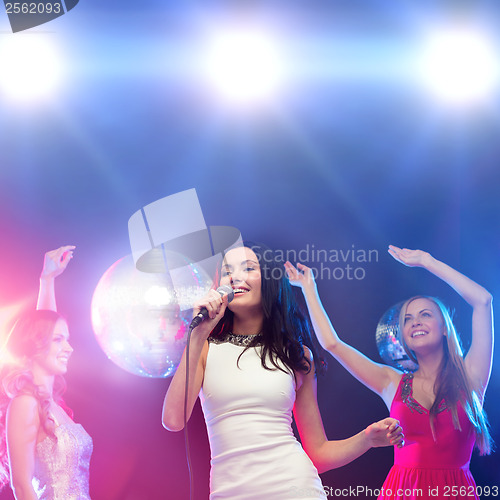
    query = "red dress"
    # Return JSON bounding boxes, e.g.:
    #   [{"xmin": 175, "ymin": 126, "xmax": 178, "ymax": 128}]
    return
[{"xmin": 379, "ymin": 373, "xmax": 478, "ymax": 500}]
